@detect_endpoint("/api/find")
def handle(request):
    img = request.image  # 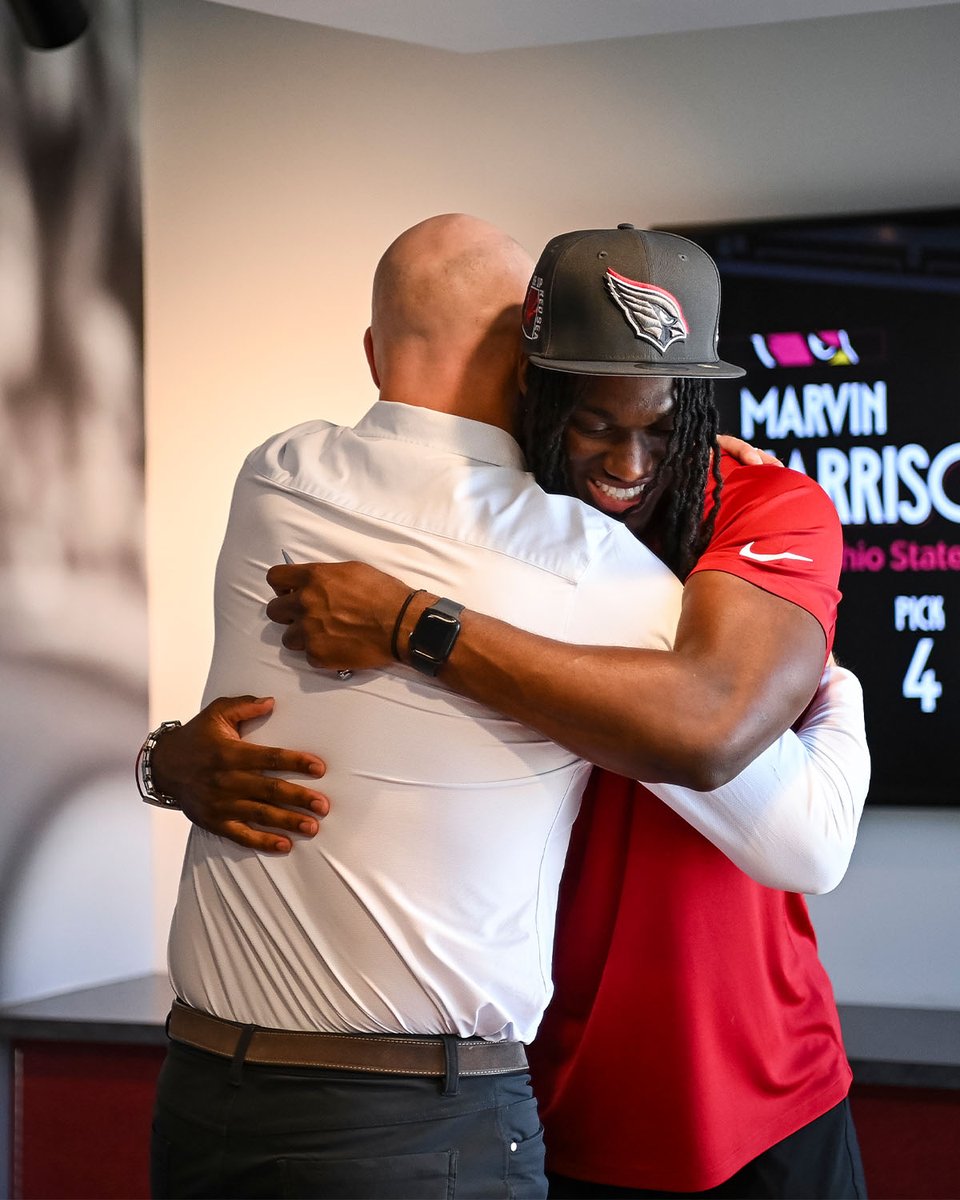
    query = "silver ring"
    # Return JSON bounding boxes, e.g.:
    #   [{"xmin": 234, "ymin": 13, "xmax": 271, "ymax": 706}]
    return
[{"xmin": 337, "ymin": 669, "xmax": 353, "ymax": 681}]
